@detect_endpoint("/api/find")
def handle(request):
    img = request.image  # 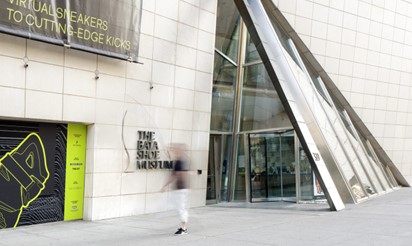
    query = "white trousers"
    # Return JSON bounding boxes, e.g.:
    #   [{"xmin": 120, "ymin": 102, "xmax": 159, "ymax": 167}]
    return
[{"xmin": 173, "ymin": 189, "xmax": 189, "ymax": 223}]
